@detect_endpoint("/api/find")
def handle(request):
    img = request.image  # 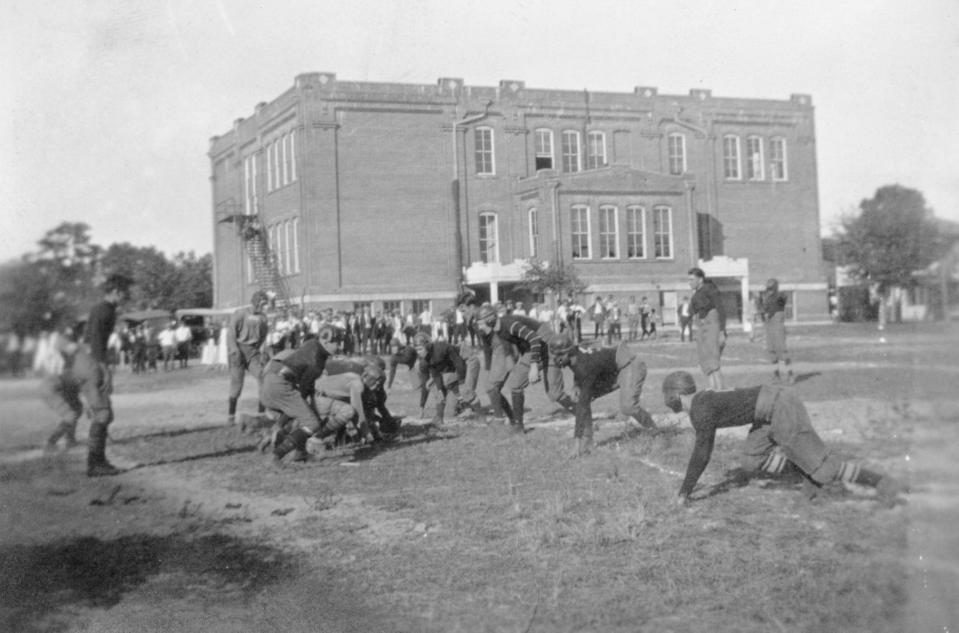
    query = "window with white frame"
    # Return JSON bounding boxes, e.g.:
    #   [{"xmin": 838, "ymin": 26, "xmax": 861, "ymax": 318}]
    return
[
  {"xmin": 653, "ymin": 206, "xmax": 673, "ymax": 259},
  {"xmin": 289, "ymin": 130, "xmax": 297, "ymax": 182},
  {"xmin": 281, "ymin": 135, "xmax": 289, "ymax": 186},
  {"xmin": 626, "ymin": 205, "xmax": 646, "ymax": 259},
  {"xmin": 570, "ymin": 205, "xmax": 590, "ymax": 260},
  {"xmin": 668, "ymin": 133, "xmax": 686, "ymax": 175},
  {"xmin": 534, "ymin": 129, "xmax": 553, "ymax": 170},
  {"xmin": 746, "ymin": 136, "xmax": 764, "ymax": 180},
  {"xmin": 770, "ymin": 137, "xmax": 787, "ymax": 181},
  {"xmin": 587, "ymin": 131, "xmax": 607, "ymax": 169},
  {"xmin": 528, "ymin": 208, "xmax": 539, "ymax": 258},
  {"xmin": 243, "ymin": 155, "xmax": 253, "ymax": 214},
  {"xmin": 291, "ymin": 216, "xmax": 300, "ymax": 273},
  {"xmin": 598, "ymin": 205, "xmax": 618, "ymax": 259},
  {"xmin": 266, "ymin": 144, "xmax": 273, "ymax": 192},
  {"xmin": 475, "ymin": 127, "xmax": 494, "ymax": 175},
  {"xmin": 274, "ymin": 140, "xmax": 282, "ymax": 187},
  {"xmin": 478, "ymin": 212, "xmax": 499, "ymax": 263},
  {"xmin": 723, "ymin": 135, "xmax": 741, "ymax": 180},
  {"xmin": 562, "ymin": 130, "xmax": 581, "ymax": 173},
  {"xmin": 283, "ymin": 220, "xmax": 292, "ymax": 274}
]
